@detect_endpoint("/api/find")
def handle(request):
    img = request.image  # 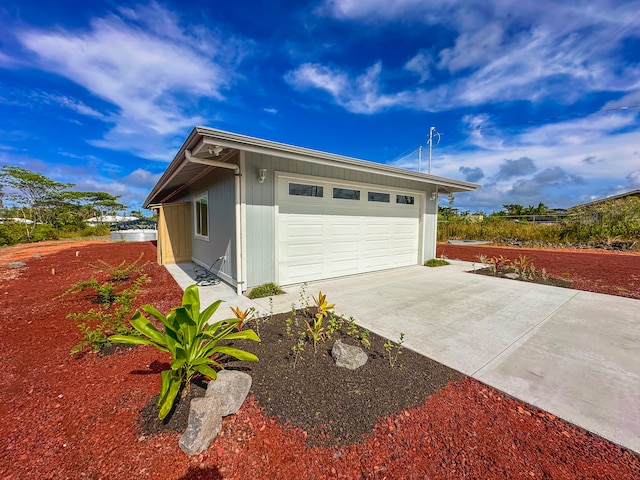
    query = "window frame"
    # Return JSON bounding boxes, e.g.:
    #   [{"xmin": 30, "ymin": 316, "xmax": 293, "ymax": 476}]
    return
[
  {"xmin": 194, "ymin": 192, "xmax": 209, "ymax": 240},
  {"xmin": 288, "ymin": 182, "xmax": 324, "ymax": 197}
]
